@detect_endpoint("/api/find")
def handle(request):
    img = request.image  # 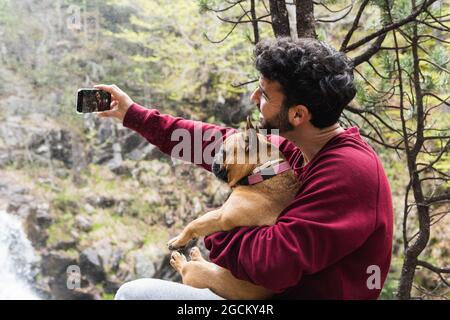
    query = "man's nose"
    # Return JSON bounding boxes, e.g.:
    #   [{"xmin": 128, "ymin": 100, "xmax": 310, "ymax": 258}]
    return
[{"xmin": 250, "ymin": 88, "xmax": 260, "ymax": 104}]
